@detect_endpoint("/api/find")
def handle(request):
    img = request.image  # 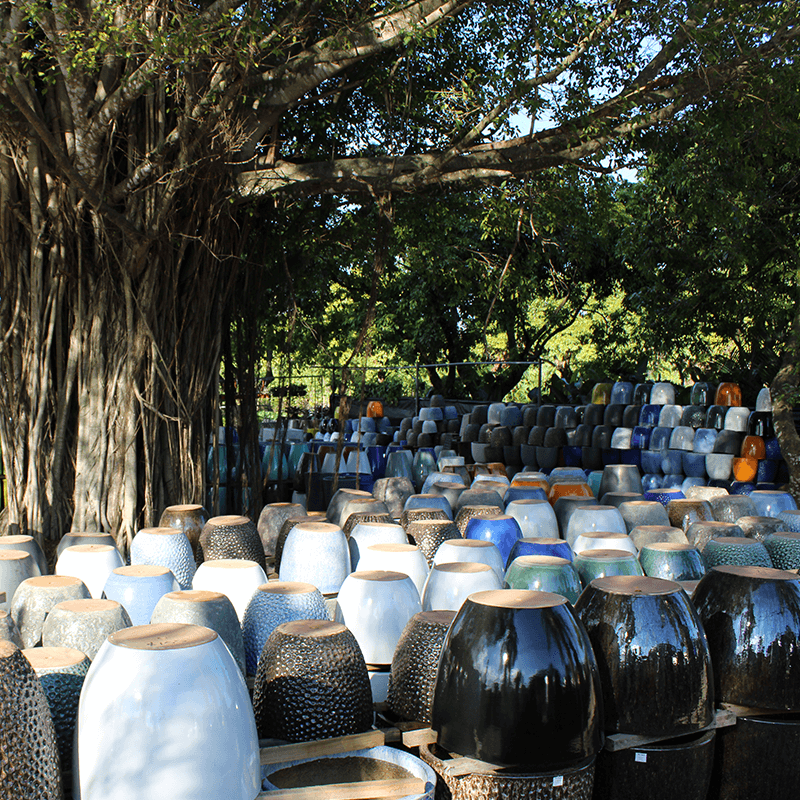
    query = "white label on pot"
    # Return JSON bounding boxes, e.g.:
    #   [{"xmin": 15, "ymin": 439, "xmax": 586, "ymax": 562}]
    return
[
  {"xmin": 635, "ymin": 752, "xmax": 647, "ymax": 763},
  {"xmin": 553, "ymin": 776, "xmax": 564, "ymax": 787}
]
